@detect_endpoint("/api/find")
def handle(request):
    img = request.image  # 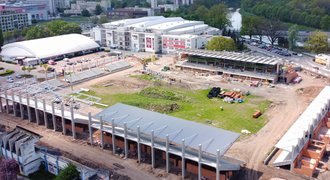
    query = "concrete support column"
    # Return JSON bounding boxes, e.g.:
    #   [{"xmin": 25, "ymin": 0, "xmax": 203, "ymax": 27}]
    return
[
  {"xmin": 70, "ymin": 106, "xmax": 76, "ymax": 139},
  {"xmin": 216, "ymin": 149, "xmax": 220, "ymax": 180},
  {"xmin": 61, "ymin": 103, "xmax": 66, "ymax": 135},
  {"xmin": 4, "ymin": 90, "xmax": 9, "ymax": 114},
  {"xmin": 100, "ymin": 116, "xmax": 104, "ymax": 149},
  {"xmin": 198, "ymin": 144, "xmax": 202, "ymax": 180},
  {"xmin": 112, "ymin": 119, "xmax": 116, "ymax": 154},
  {"xmin": 182, "ymin": 139, "xmax": 185, "ymax": 179},
  {"xmin": 151, "ymin": 130, "xmax": 155, "ymax": 169},
  {"xmin": 26, "ymin": 94, "xmax": 31, "ymax": 122},
  {"xmin": 43, "ymin": 99, "xmax": 48, "ymax": 128},
  {"xmin": 166, "ymin": 134, "xmax": 170, "ymax": 173},
  {"xmin": 137, "ymin": 126, "xmax": 141, "ymax": 163},
  {"xmin": 19, "ymin": 93, "xmax": 24, "ymax": 119},
  {"xmin": 51, "ymin": 102, "xmax": 56, "ymax": 131},
  {"xmin": 34, "ymin": 96, "xmax": 40, "ymax": 125},
  {"xmin": 88, "ymin": 112, "xmax": 93, "ymax": 145},
  {"xmin": 11, "ymin": 90, "xmax": 17, "ymax": 116},
  {"xmin": 124, "ymin": 122, "xmax": 128, "ymax": 158},
  {"xmin": 0, "ymin": 97, "xmax": 3, "ymax": 112}
]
